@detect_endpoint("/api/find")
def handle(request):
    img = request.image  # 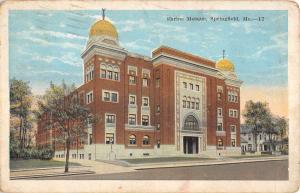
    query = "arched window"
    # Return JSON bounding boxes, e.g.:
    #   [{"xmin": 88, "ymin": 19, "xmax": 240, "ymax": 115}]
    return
[
  {"xmin": 113, "ymin": 66, "xmax": 120, "ymax": 80},
  {"xmin": 143, "ymin": 135, "xmax": 150, "ymax": 145},
  {"xmin": 183, "ymin": 115, "xmax": 199, "ymax": 131},
  {"xmin": 129, "ymin": 134, "xmax": 136, "ymax": 145},
  {"xmin": 100, "ymin": 64, "xmax": 107, "ymax": 78},
  {"xmin": 107, "ymin": 65, "xmax": 113, "ymax": 79}
]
